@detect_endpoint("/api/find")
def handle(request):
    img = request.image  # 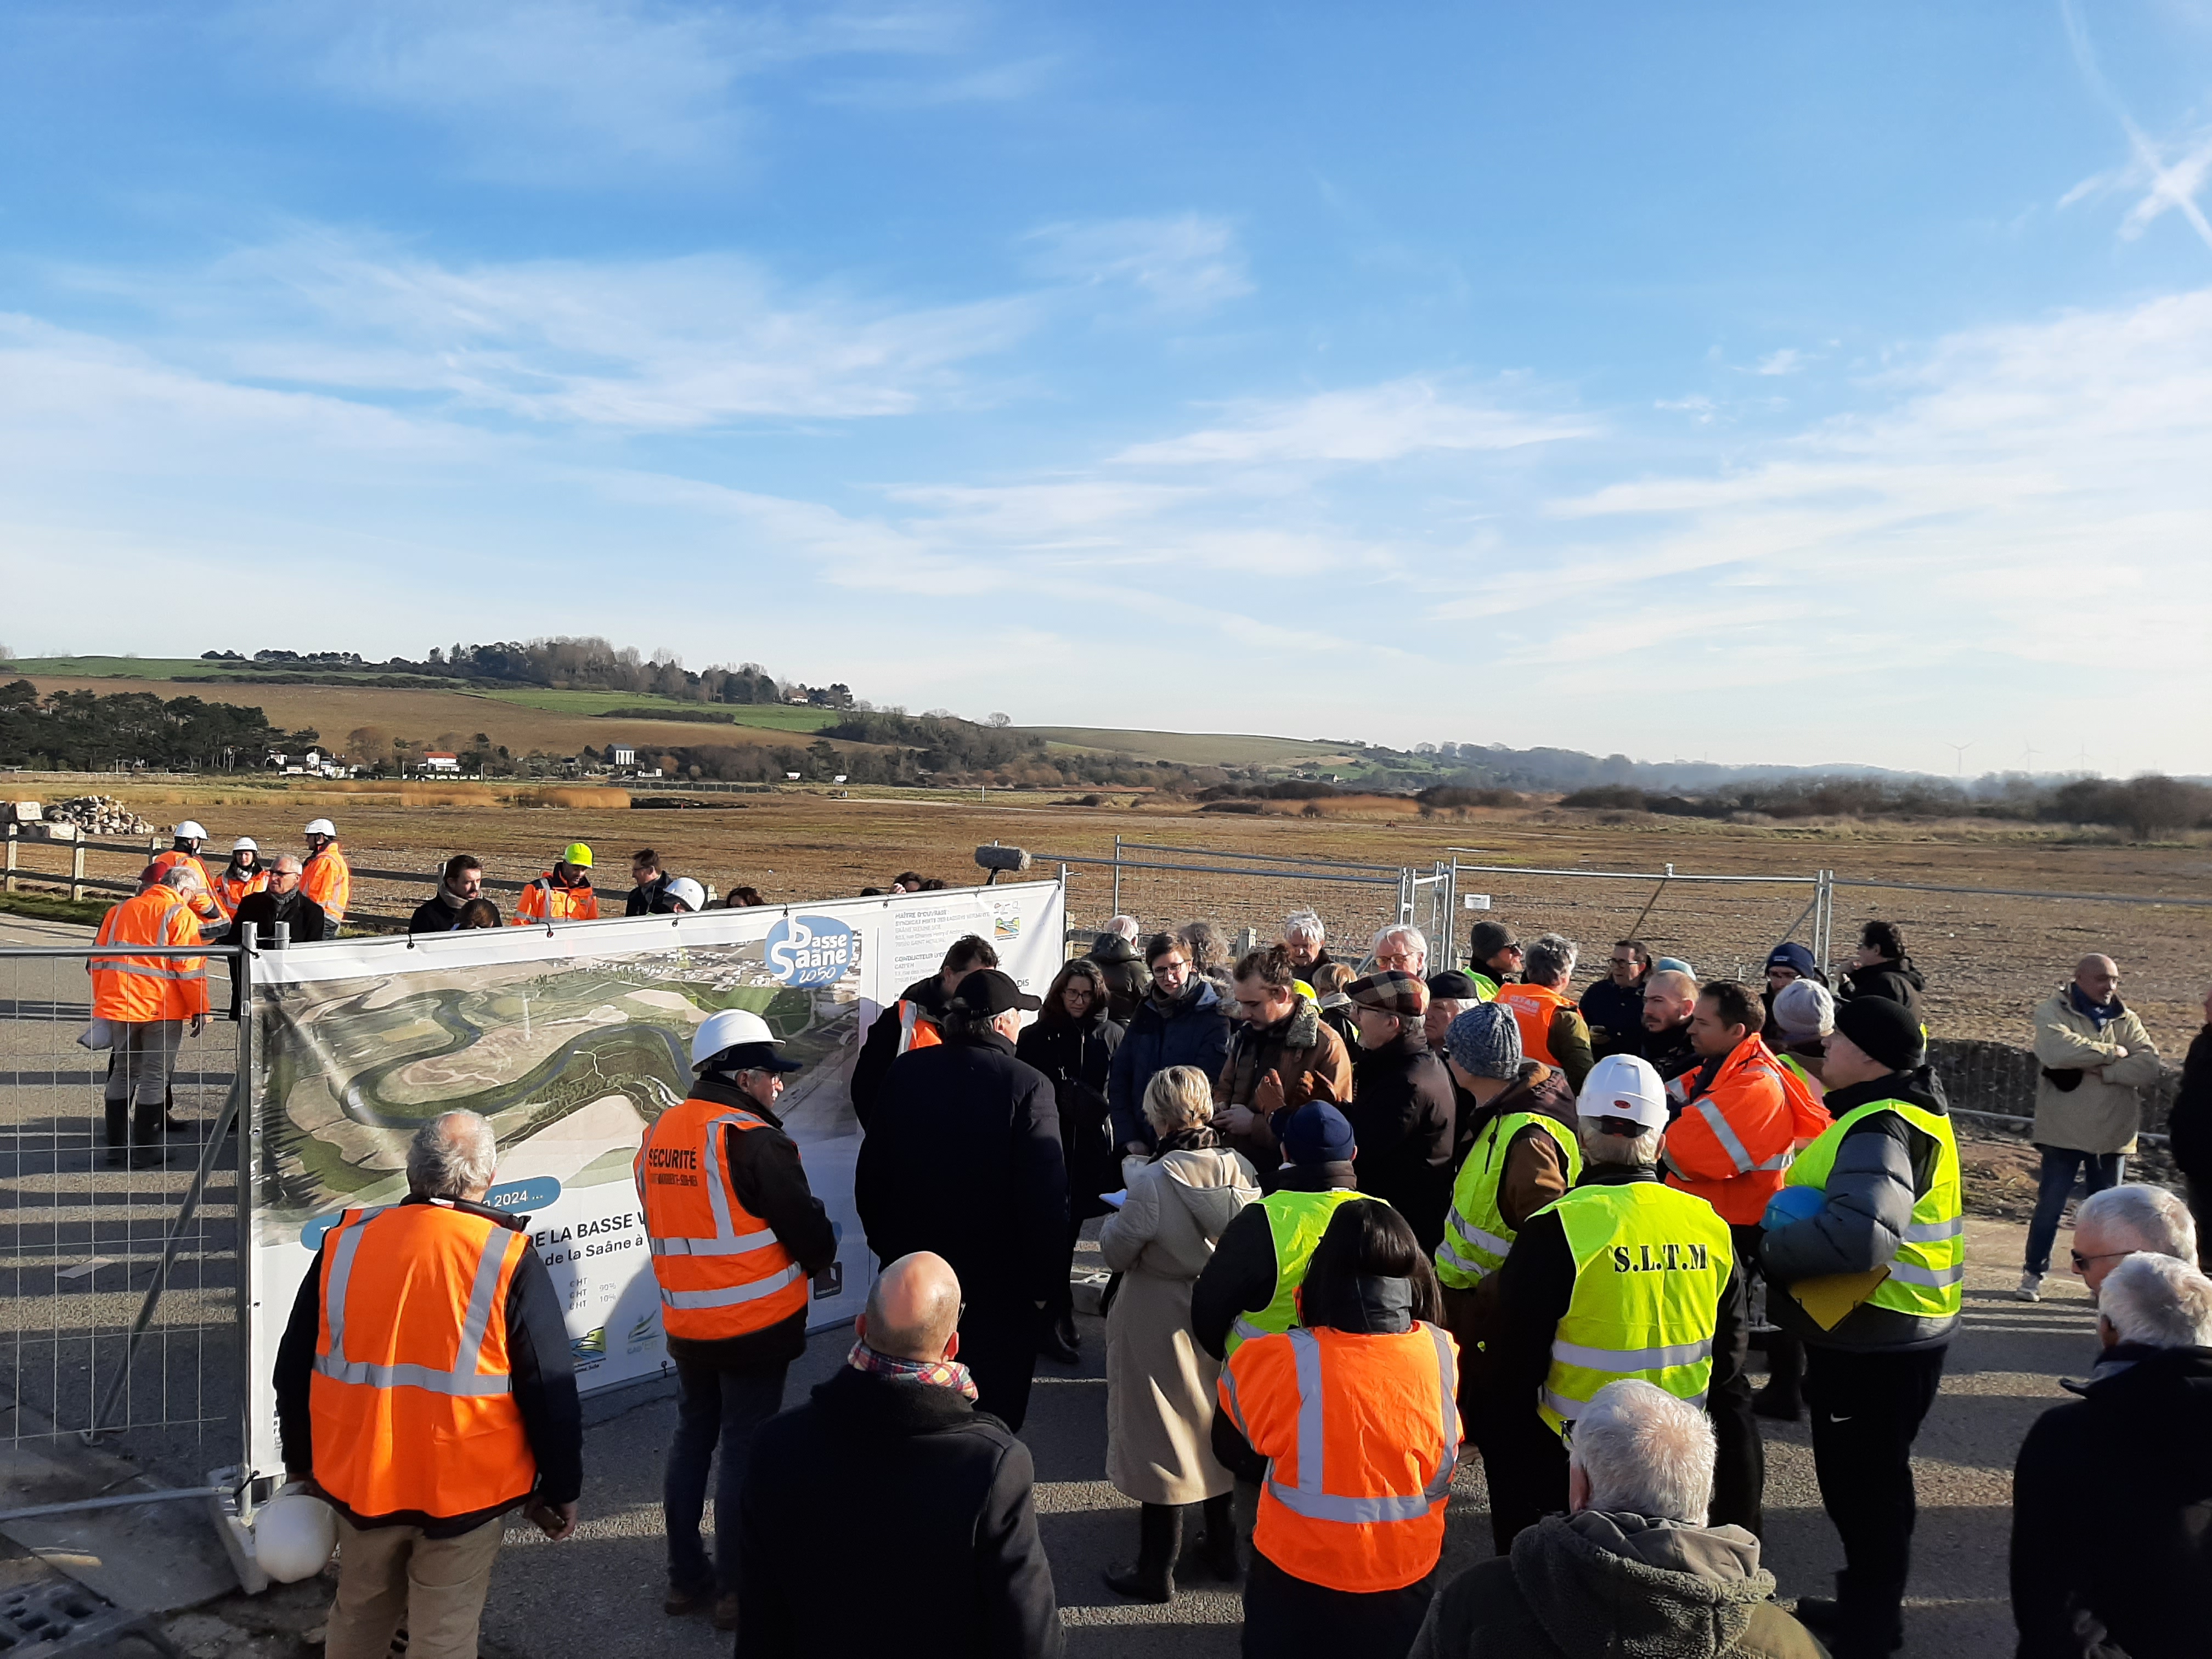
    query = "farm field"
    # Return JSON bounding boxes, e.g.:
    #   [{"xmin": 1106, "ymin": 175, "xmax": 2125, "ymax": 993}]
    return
[
  {"xmin": 10, "ymin": 781, "xmax": 2208, "ymax": 1052},
  {"xmin": 1017, "ymin": 725, "xmax": 1357, "ymax": 766}
]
